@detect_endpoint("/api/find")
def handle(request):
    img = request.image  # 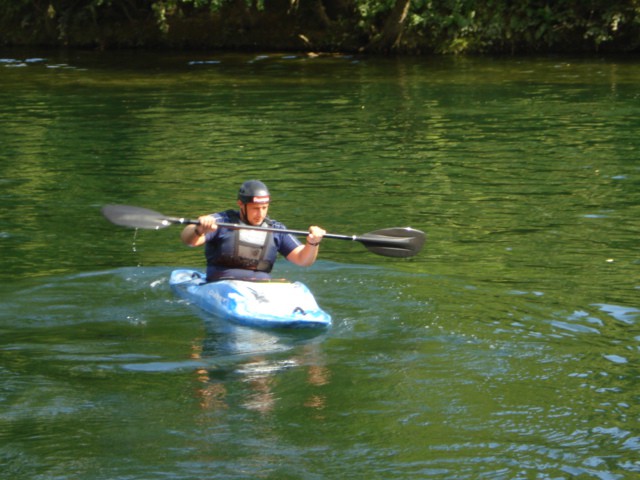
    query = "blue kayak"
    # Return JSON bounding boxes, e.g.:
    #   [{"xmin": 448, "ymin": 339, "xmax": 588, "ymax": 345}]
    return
[{"xmin": 169, "ymin": 269, "xmax": 332, "ymax": 329}]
